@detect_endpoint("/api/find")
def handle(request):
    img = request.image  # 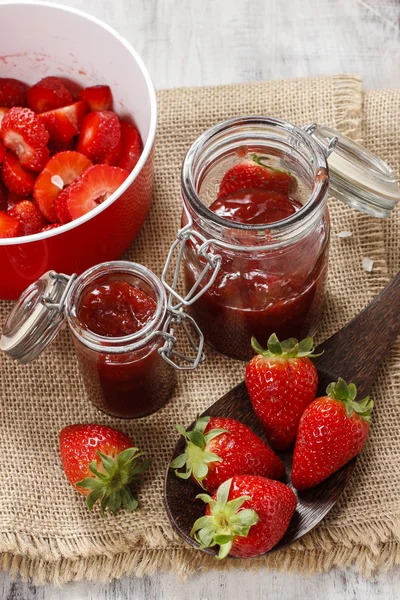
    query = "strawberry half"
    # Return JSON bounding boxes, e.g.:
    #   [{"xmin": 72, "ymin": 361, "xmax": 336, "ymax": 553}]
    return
[
  {"xmin": 27, "ymin": 76, "xmax": 73, "ymax": 113},
  {"xmin": 39, "ymin": 101, "xmax": 87, "ymax": 146},
  {"xmin": 2, "ymin": 151, "xmax": 37, "ymax": 196},
  {"xmin": 192, "ymin": 476, "xmax": 297, "ymax": 558},
  {"xmin": 0, "ymin": 210, "xmax": 21, "ymax": 238},
  {"xmin": 245, "ymin": 334, "xmax": 319, "ymax": 451},
  {"xmin": 292, "ymin": 379, "xmax": 373, "ymax": 490},
  {"xmin": 79, "ymin": 85, "xmax": 113, "ymax": 111},
  {"xmin": 76, "ymin": 110, "xmax": 121, "ymax": 164},
  {"xmin": 0, "ymin": 78, "xmax": 28, "ymax": 108},
  {"xmin": 218, "ymin": 155, "xmax": 297, "ymax": 198},
  {"xmin": 8, "ymin": 199, "xmax": 46, "ymax": 236},
  {"xmin": 171, "ymin": 416, "xmax": 284, "ymax": 492},
  {"xmin": 34, "ymin": 151, "xmax": 92, "ymax": 222},
  {"xmin": 0, "ymin": 108, "xmax": 9, "ymax": 129},
  {"xmin": 59, "ymin": 424, "xmax": 150, "ymax": 514},
  {"xmin": 55, "ymin": 164, "xmax": 128, "ymax": 223},
  {"xmin": 118, "ymin": 121, "xmax": 142, "ymax": 172},
  {"xmin": 1, "ymin": 107, "xmax": 49, "ymax": 172}
]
